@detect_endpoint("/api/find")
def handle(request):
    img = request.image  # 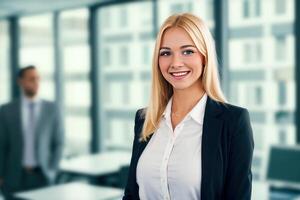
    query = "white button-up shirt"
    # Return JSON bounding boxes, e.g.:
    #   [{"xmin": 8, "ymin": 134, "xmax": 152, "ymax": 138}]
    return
[
  {"xmin": 21, "ymin": 95, "xmax": 42, "ymax": 167},
  {"xmin": 137, "ymin": 94, "xmax": 207, "ymax": 200}
]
